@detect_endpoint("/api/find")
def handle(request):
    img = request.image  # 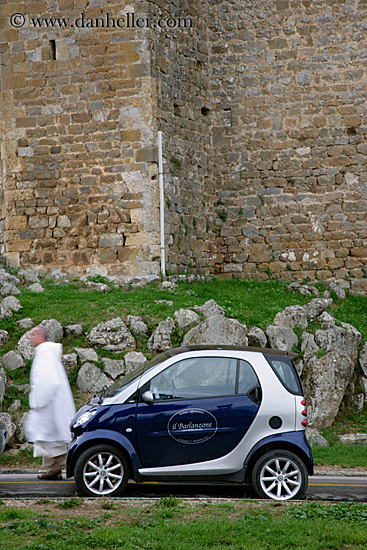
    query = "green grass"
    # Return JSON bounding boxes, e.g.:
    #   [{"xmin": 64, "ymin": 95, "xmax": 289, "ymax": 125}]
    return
[
  {"xmin": 1, "ymin": 501, "xmax": 367, "ymax": 549},
  {"xmin": 313, "ymin": 444, "xmax": 367, "ymax": 469}
]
